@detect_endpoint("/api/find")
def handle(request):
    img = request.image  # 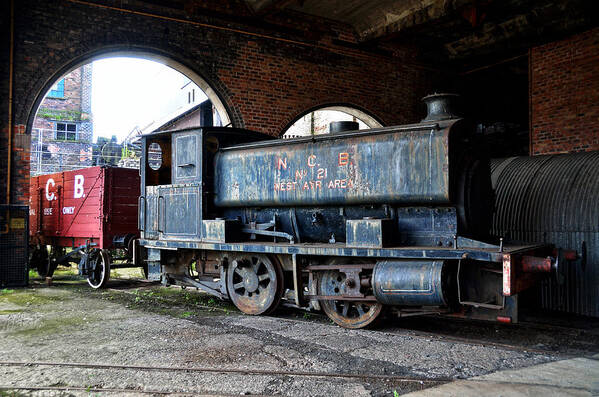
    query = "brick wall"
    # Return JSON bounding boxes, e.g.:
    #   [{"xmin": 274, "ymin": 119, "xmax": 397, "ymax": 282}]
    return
[
  {"xmin": 0, "ymin": 0, "xmax": 440, "ymax": 205},
  {"xmin": 31, "ymin": 65, "xmax": 93, "ymax": 175},
  {"xmin": 0, "ymin": 0, "xmax": 12, "ymax": 204},
  {"xmin": 530, "ymin": 27, "xmax": 599, "ymax": 155}
]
